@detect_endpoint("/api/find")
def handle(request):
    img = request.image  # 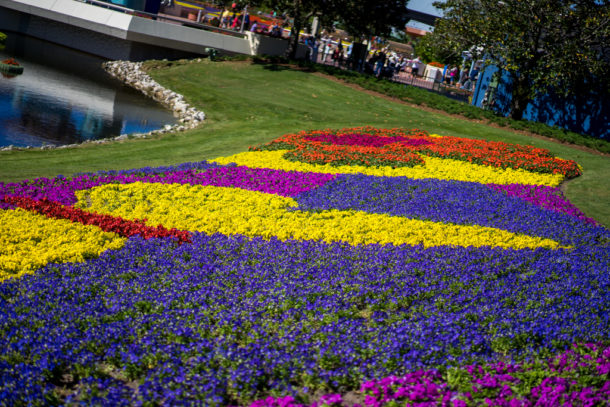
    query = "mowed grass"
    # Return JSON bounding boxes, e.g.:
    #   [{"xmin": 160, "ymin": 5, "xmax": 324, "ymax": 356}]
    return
[{"xmin": 0, "ymin": 60, "xmax": 608, "ymax": 227}]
